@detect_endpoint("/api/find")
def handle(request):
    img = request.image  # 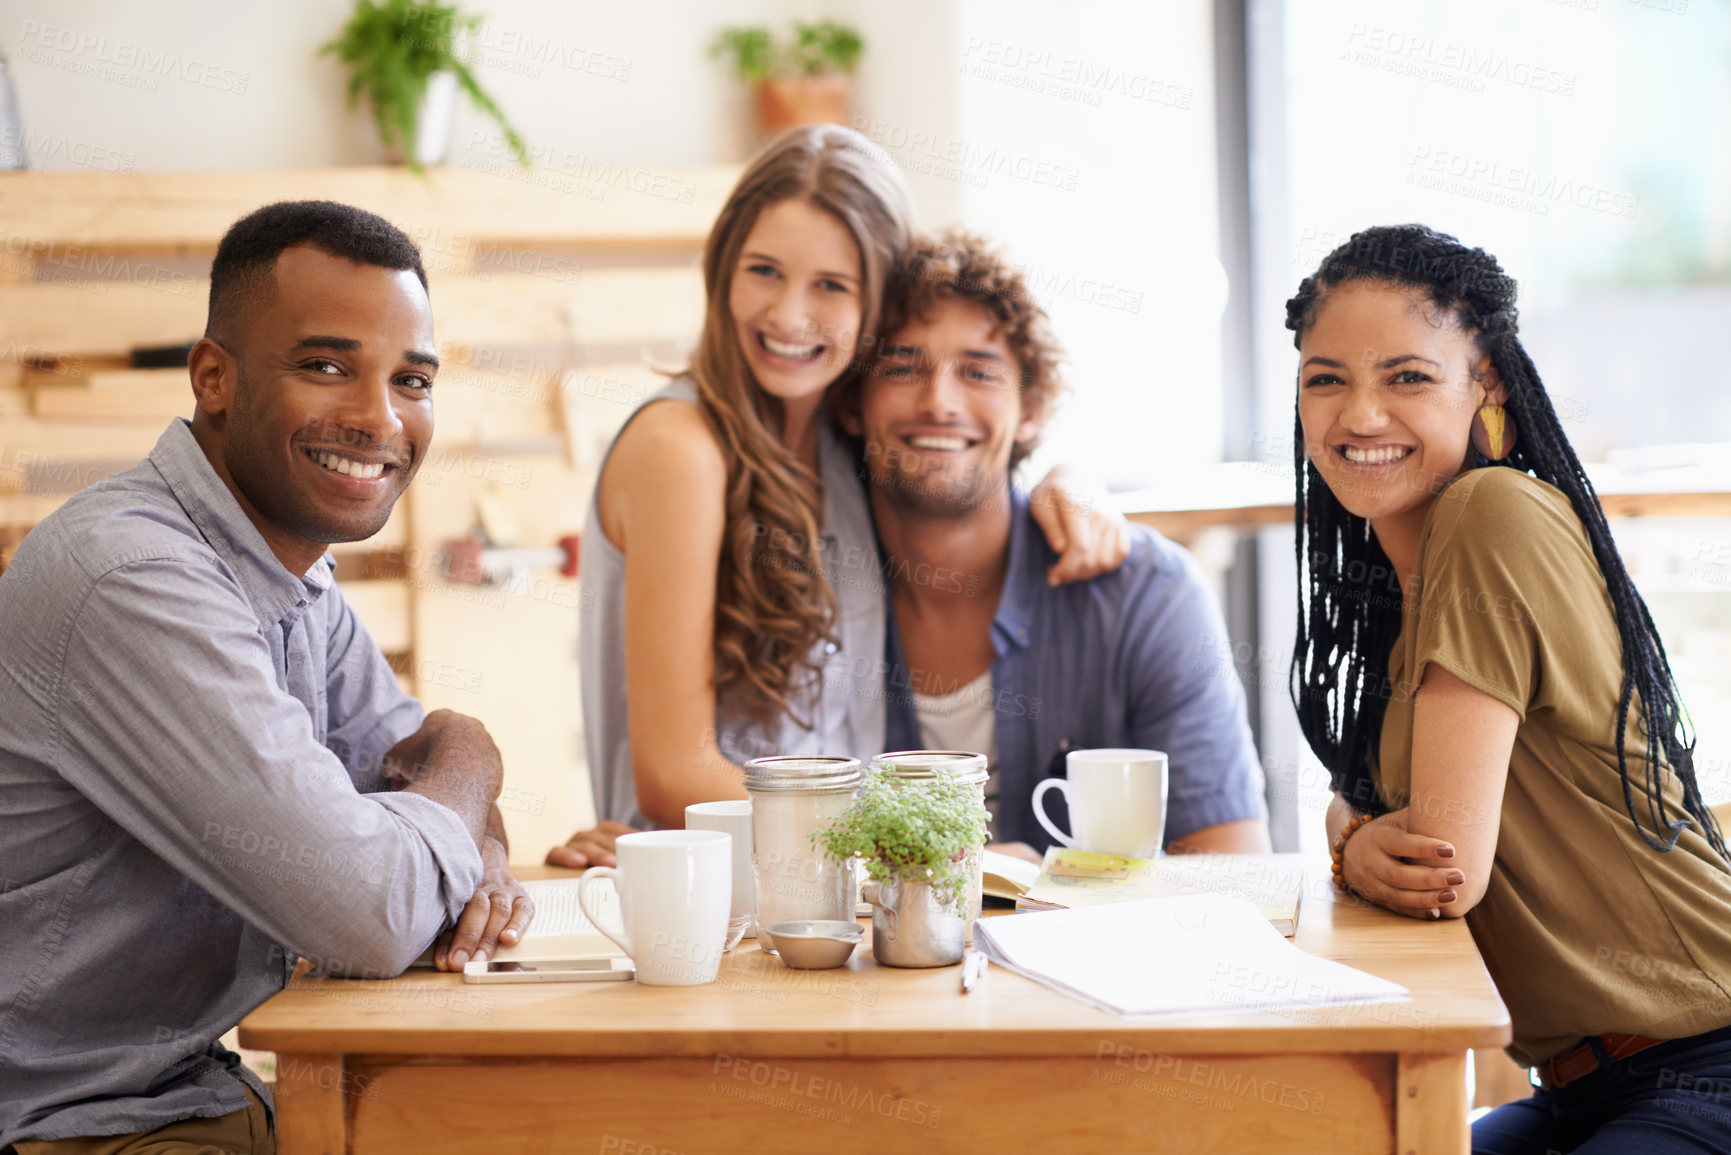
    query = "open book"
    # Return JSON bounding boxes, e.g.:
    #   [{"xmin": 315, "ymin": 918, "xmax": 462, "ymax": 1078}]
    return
[
  {"xmin": 410, "ymin": 877, "xmax": 624, "ymax": 967},
  {"xmin": 1017, "ymin": 850, "xmax": 1305, "ymax": 936}
]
